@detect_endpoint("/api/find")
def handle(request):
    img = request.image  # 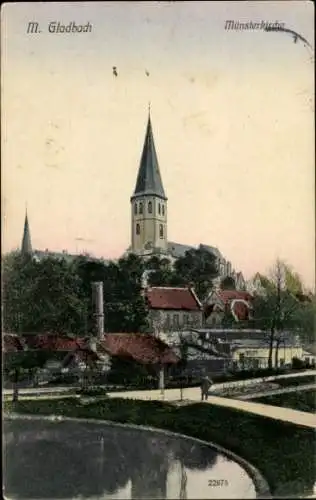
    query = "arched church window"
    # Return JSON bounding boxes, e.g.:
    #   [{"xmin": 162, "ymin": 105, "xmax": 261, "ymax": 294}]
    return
[
  {"xmin": 162, "ymin": 205, "xmax": 165, "ymax": 216},
  {"xmin": 158, "ymin": 203, "xmax": 161, "ymax": 215},
  {"xmin": 148, "ymin": 201, "xmax": 152, "ymax": 213},
  {"xmin": 159, "ymin": 224, "xmax": 163, "ymax": 238},
  {"xmin": 139, "ymin": 202, "xmax": 143, "ymax": 214},
  {"xmin": 136, "ymin": 223, "xmax": 140, "ymax": 235},
  {"xmin": 134, "ymin": 203, "xmax": 138, "ymax": 215}
]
